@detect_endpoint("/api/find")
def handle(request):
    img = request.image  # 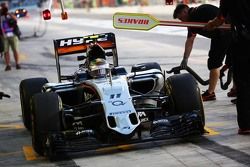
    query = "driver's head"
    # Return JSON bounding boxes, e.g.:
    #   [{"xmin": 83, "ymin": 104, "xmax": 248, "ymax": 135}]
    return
[
  {"xmin": 87, "ymin": 43, "xmax": 106, "ymax": 62},
  {"xmin": 173, "ymin": 4, "xmax": 189, "ymax": 22},
  {"xmin": 89, "ymin": 58, "xmax": 109, "ymax": 78}
]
